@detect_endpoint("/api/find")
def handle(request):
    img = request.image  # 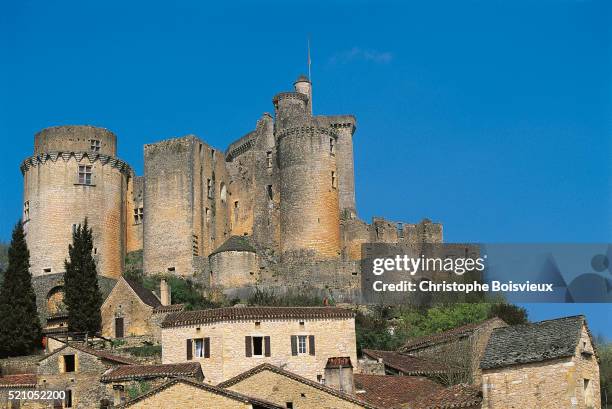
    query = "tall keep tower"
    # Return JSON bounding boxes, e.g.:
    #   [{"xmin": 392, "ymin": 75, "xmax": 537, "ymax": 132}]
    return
[
  {"xmin": 20, "ymin": 125, "xmax": 131, "ymax": 278},
  {"xmin": 275, "ymin": 78, "xmax": 341, "ymax": 259}
]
